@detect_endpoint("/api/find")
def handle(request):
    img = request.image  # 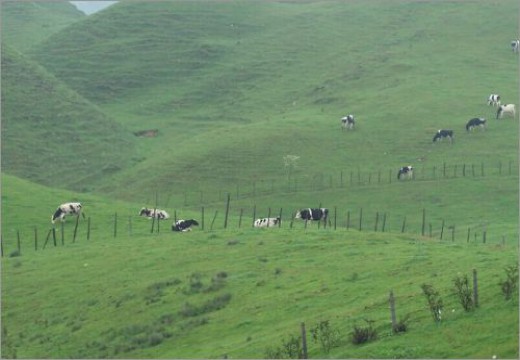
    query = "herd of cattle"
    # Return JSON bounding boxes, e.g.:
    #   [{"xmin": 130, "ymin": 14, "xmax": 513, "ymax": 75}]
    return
[
  {"xmin": 50, "ymin": 202, "xmax": 331, "ymax": 231},
  {"xmin": 48, "ymin": 41, "xmax": 518, "ymax": 233}
]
